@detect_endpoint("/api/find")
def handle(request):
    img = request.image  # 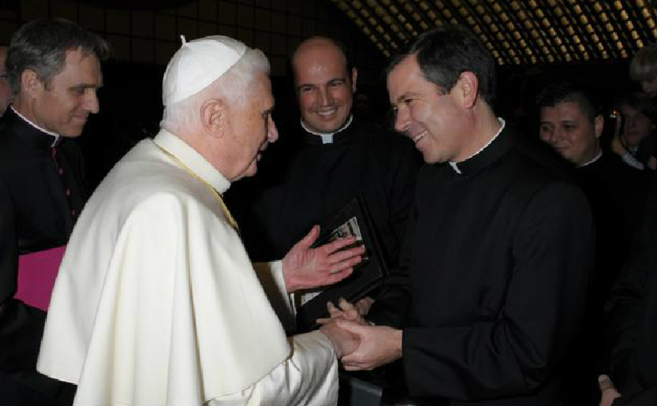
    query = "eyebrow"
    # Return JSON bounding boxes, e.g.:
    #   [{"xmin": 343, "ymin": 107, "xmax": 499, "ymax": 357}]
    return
[
  {"xmin": 70, "ymin": 82, "xmax": 103, "ymax": 91},
  {"xmin": 392, "ymin": 91, "xmax": 417, "ymax": 104}
]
